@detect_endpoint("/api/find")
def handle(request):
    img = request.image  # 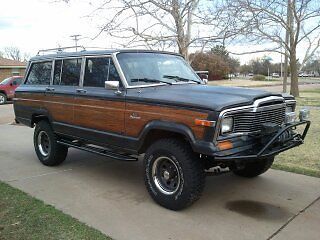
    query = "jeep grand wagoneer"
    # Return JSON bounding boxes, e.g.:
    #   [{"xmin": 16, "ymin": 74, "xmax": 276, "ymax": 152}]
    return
[{"xmin": 14, "ymin": 48, "xmax": 310, "ymax": 210}]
